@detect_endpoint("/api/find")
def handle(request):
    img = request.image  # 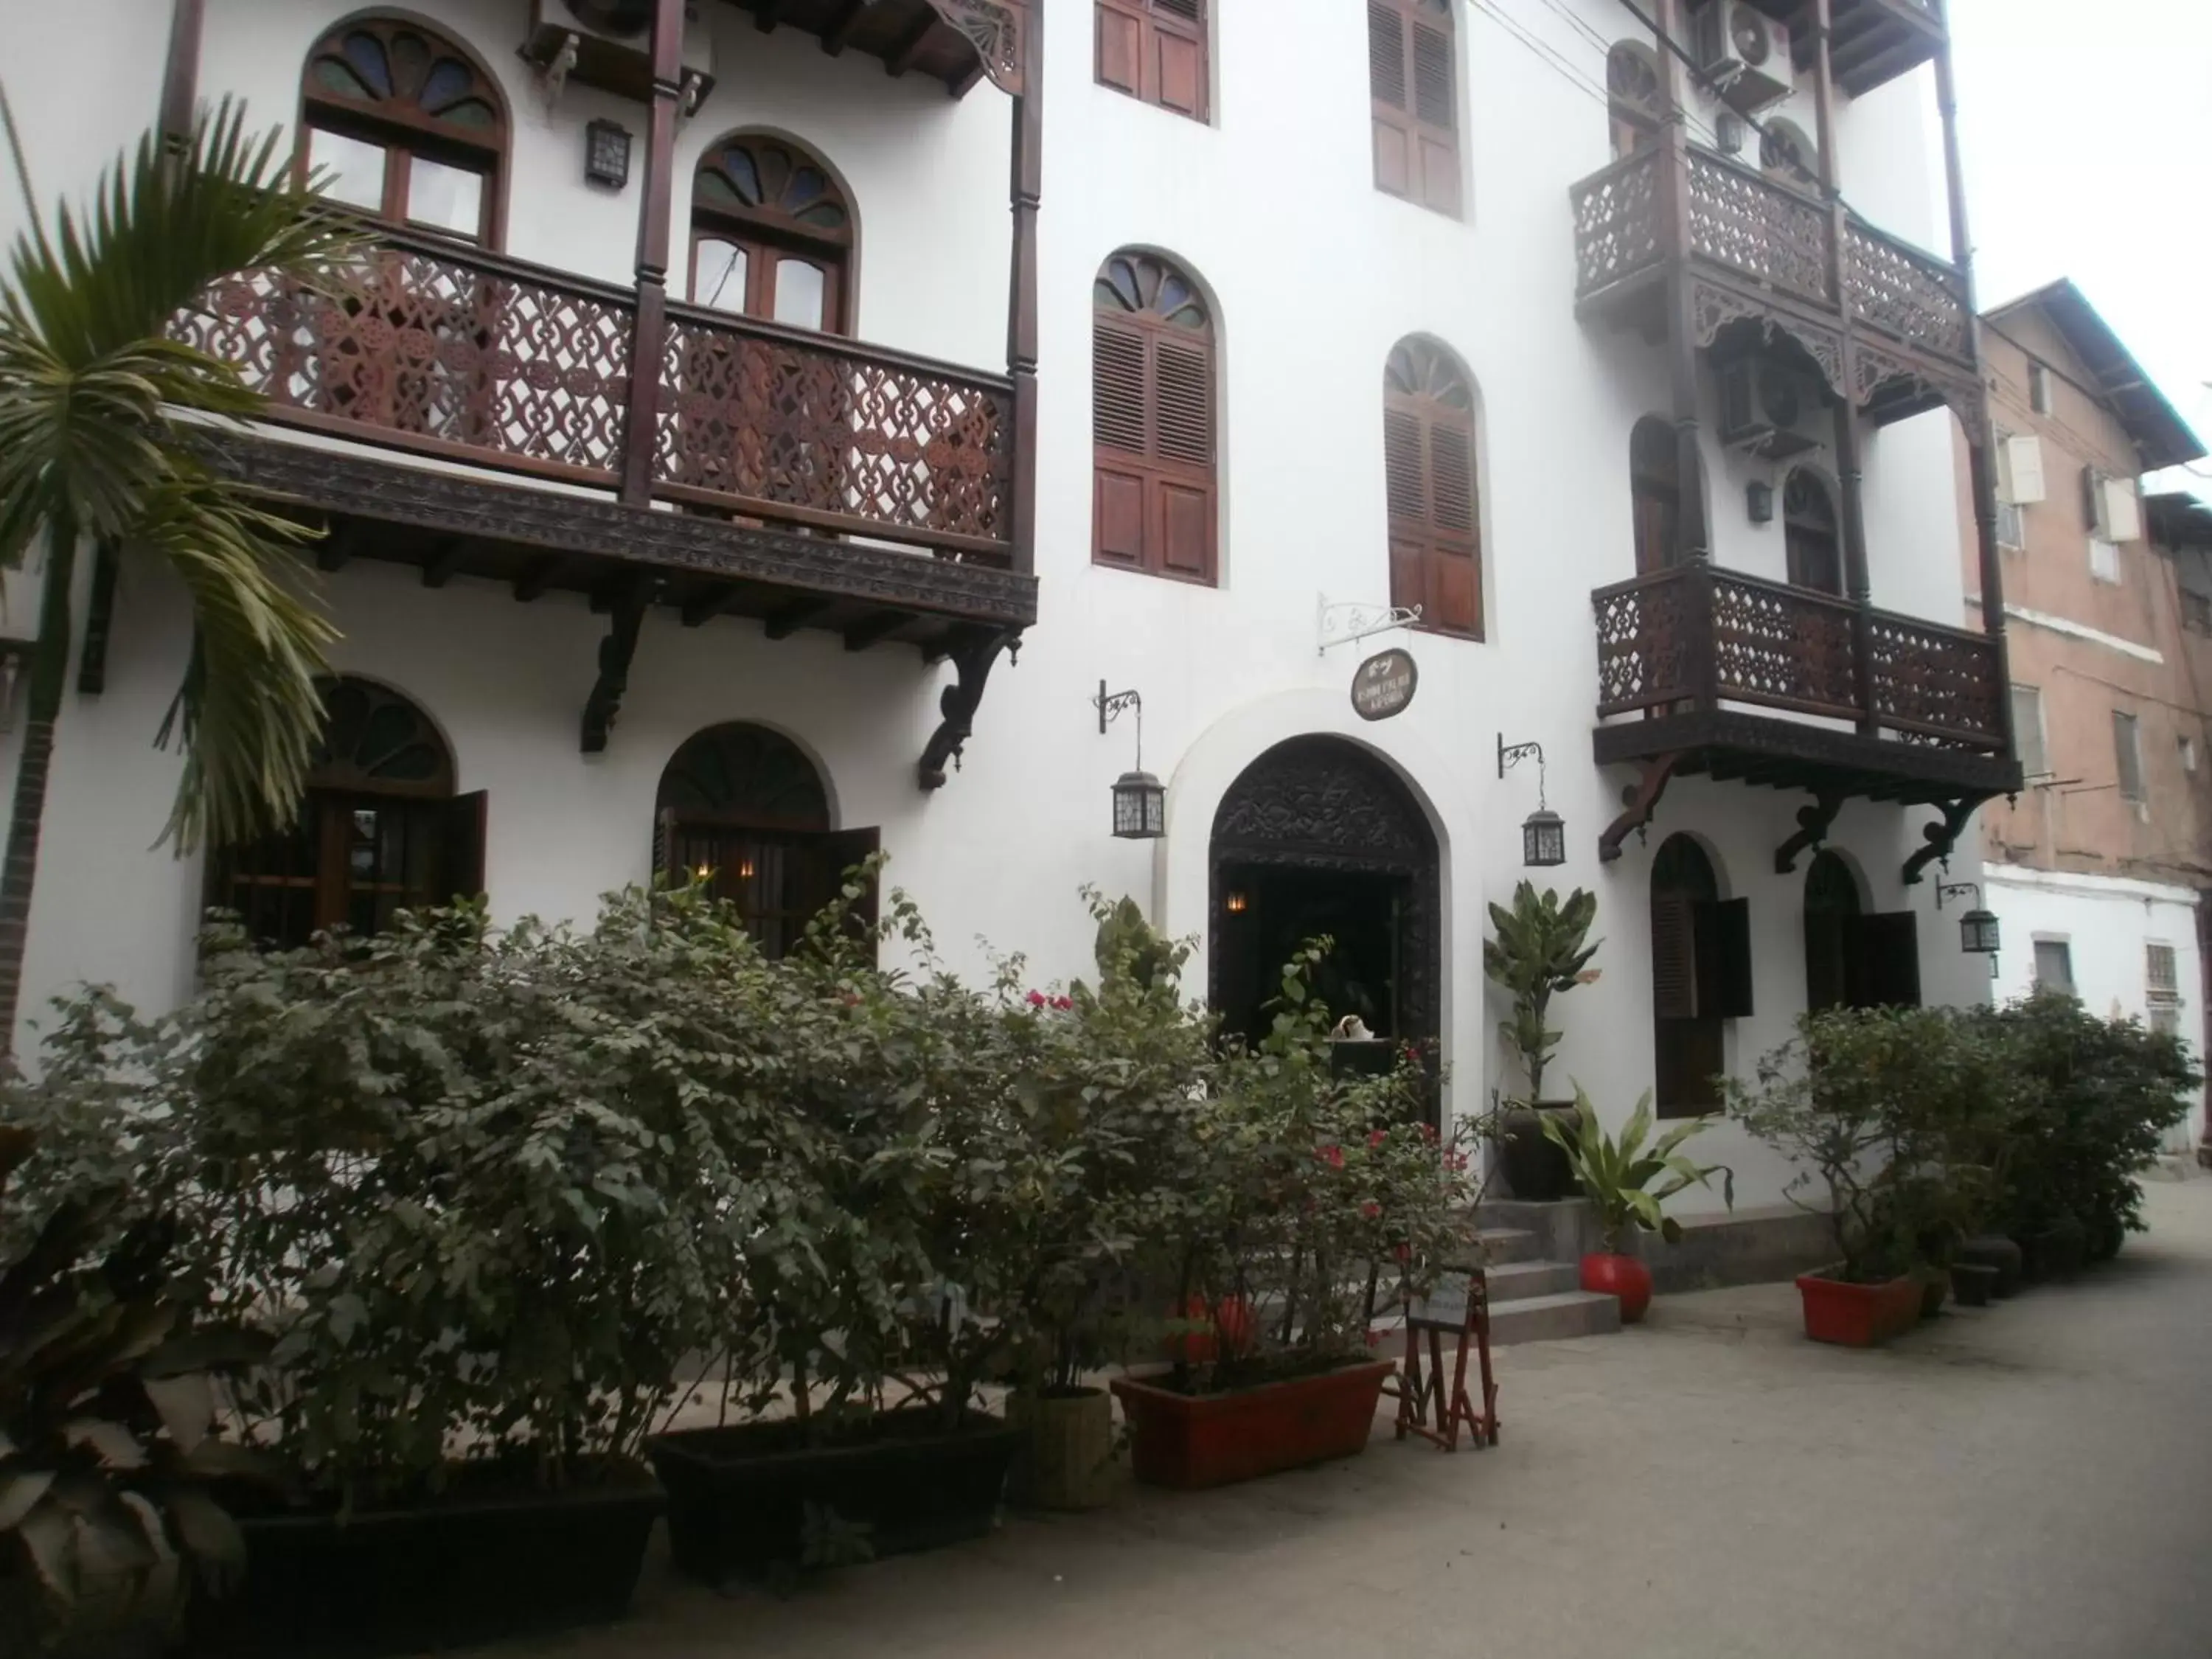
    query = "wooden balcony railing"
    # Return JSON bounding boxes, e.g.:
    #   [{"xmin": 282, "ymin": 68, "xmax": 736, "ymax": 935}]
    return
[
  {"xmin": 1593, "ymin": 564, "xmax": 2006, "ymax": 751},
  {"xmin": 178, "ymin": 230, "xmax": 1017, "ymax": 566},
  {"xmin": 1571, "ymin": 147, "xmax": 1972, "ymax": 369}
]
